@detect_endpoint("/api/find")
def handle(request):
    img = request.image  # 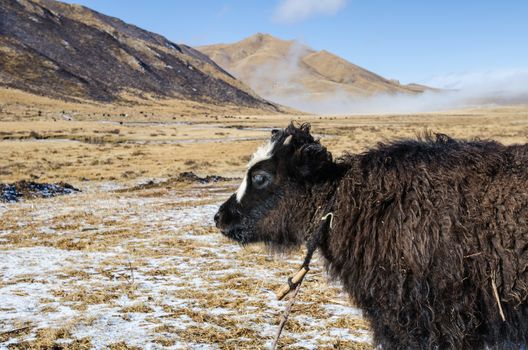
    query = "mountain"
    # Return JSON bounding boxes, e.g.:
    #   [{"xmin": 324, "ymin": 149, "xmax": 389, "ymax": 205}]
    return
[
  {"xmin": 0, "ymin": 0, "xmax": 278, "ymax": 111},
  {"xmin": 198, "ymin": 33, "xmax": 432, "ymax": 106}
]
